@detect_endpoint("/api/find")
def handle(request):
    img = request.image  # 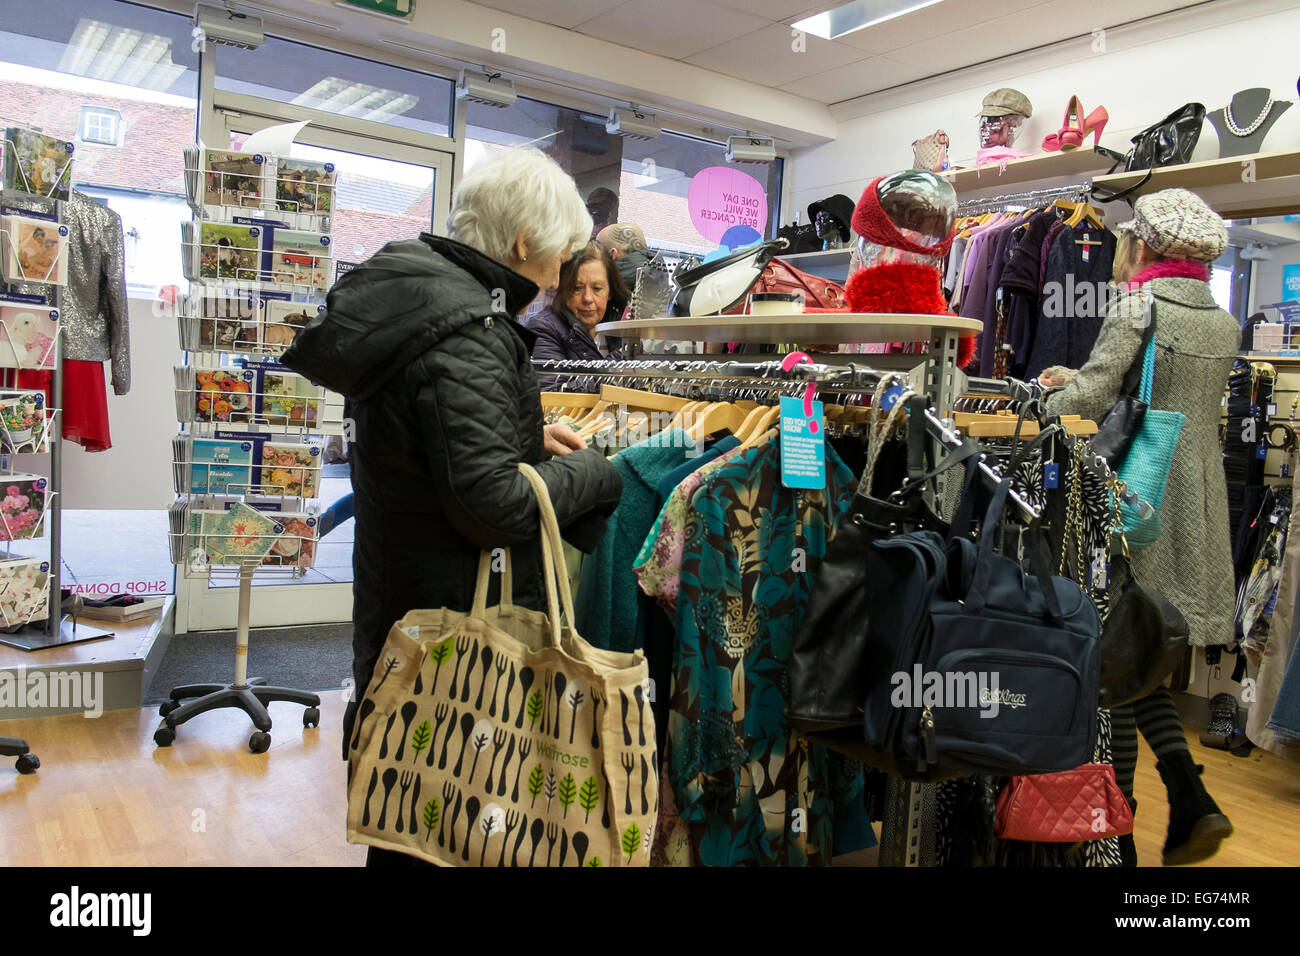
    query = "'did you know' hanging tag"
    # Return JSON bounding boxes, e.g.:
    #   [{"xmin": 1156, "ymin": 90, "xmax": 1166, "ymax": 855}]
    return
[{"xmin": 779, "ymin": 394, "xmax": 826, "ymax": 489}]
